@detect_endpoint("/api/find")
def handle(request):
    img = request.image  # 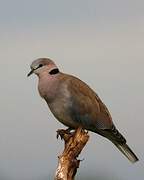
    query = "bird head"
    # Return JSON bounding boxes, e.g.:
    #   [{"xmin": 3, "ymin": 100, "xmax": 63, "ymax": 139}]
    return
[{"xmin": 27, "ymin": 58, "xmax": 59, "ymax": 77}]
